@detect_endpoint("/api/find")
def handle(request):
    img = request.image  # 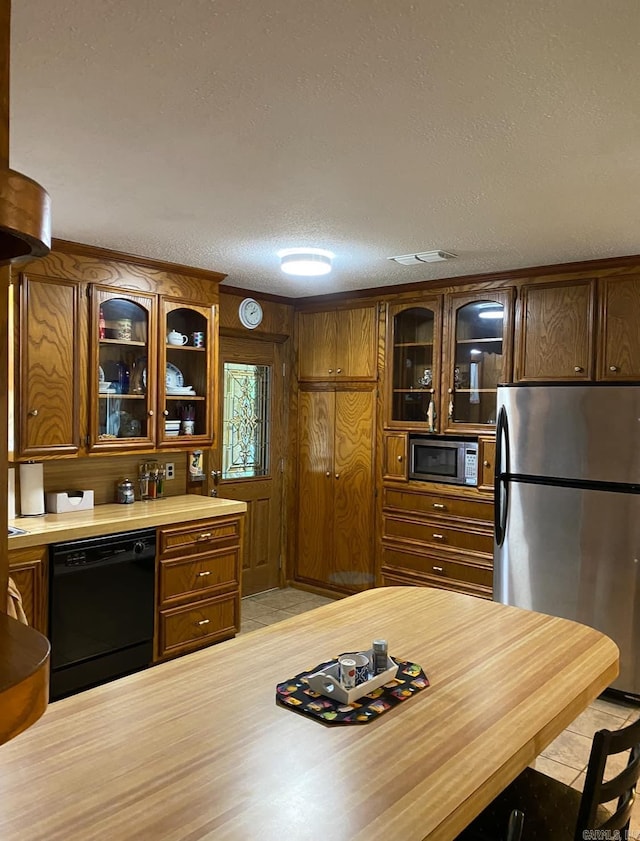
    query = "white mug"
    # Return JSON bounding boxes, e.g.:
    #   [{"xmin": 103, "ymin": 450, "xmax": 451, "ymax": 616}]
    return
[{"xmin": 167, "ymin": 330, "xmax": 188, "ymax": 346}]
